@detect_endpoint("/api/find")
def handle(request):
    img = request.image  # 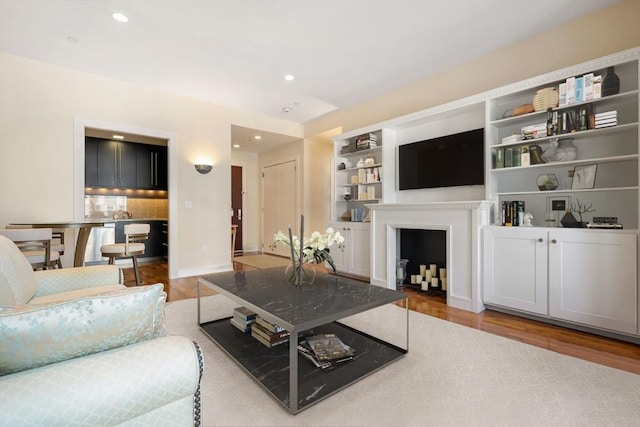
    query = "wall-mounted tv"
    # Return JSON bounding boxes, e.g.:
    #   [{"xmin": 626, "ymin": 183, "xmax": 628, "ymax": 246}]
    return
[{"xmin": 398, "ymin": 128, "xmax": 484, "ymax": 190}]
